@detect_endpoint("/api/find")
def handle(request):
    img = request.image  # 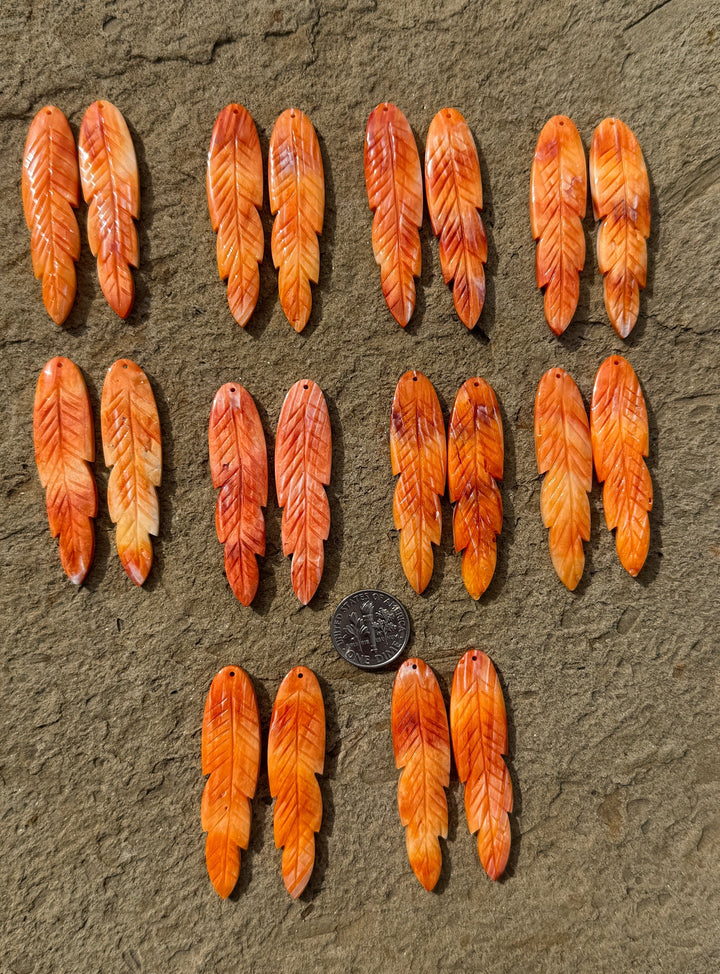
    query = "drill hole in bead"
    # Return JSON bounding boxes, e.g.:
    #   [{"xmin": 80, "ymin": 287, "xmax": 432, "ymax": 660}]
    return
[
  {"xmin": 298, "ymin": 672, "xmax": 303, "ymax": 678},
  {"xmin": 472, "ymin": 655, "xmax": 477, "ymax": 661},
  {"xmin": 229, "ymin": 671, "xmax": 235, "ymax": 677},
  {"xmin": 412, "ymin": 664, "xmax": 417, "ymax": 670},
  {"xmin": 230, "ymin": 387, "xmax": 235, "ymax": 392},
  {"xmin": 303, "ymin": 384, "xmax": 309, "ymax": 389}
]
